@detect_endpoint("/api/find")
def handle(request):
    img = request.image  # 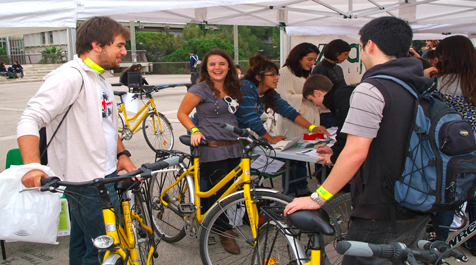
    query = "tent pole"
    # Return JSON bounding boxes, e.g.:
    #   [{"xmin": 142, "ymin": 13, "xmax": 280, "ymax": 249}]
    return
[
  {"xmin": 280, "ymin": 29, "xmax": 289, "ymax": 68},
  {"xmin": 130, "ymin": 21, "xmax": 137, "ymax": 63},
  {"xmin": 67, "ymin": 28, "xmax": 76, "ymax": 61},
  {"xmin": 233, "ymin": 25, "xmax": 239, "ymax": 64}
]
